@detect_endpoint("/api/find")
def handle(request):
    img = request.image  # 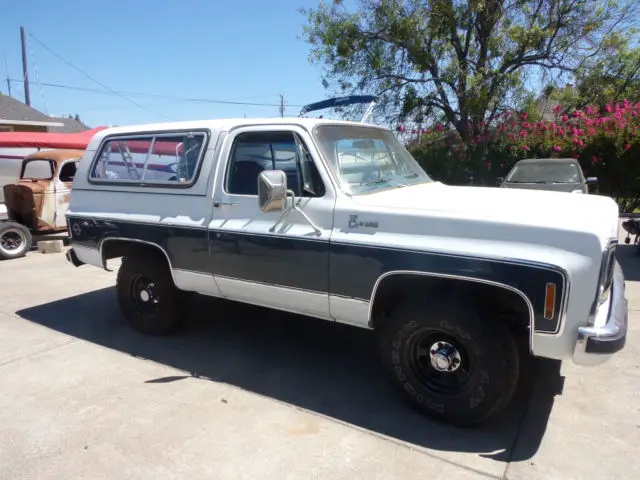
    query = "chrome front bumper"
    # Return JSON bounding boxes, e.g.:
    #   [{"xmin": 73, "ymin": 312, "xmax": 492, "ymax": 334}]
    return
[{"xmin": 574, "ymin": 260, "xmax": 628, "ymax": 366}]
